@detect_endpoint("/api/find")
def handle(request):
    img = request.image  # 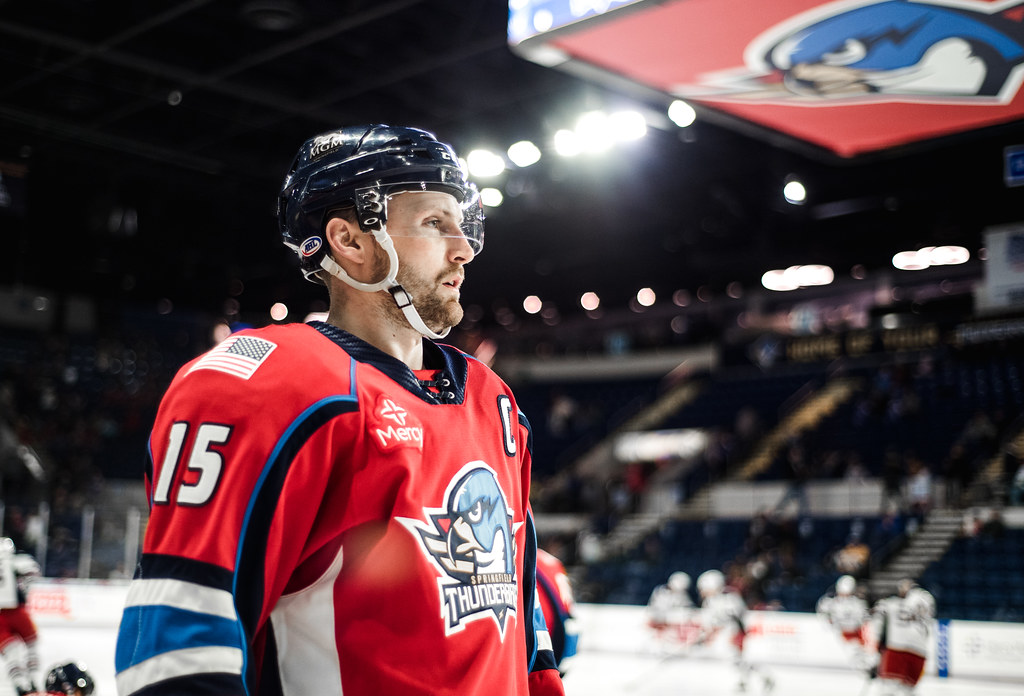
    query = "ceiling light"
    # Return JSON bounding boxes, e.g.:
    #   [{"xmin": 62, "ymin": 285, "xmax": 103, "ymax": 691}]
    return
[
  {"xmin": 668, "ymin": 99, "xmax": 696, "ymax": 128},
  {"xmin": 466, "ymin": 149, "xmax": 505, "ymax": 178},
  {"xmin": 479, "ymin": 187, "xmax": 503, "ymax": 207},
  {"xmin": 928, "ymin": 245, "xmax": 970, "ymax": 265},
  {"xmin": 575, "ymin": 111, "xmax": 614, "ymax": 153},
  {"xmin": 270, "ymin": 302, "xmax": 288, "ymax": 321},
  {"xmin": 762, "ymin": 269, "xmax": 800, "ymax": 291},
  {"xmin": 797, "ymin": 264, "xmax": 834, "ymax": 286},
  {"xmin": 783, "ymin": 179, "xmax": 807, "ymax": 204},
  {"xmin": 554, "ymin": 129, "xmax": 582, "ymax": 157},
  {"xmin": 892, "ymin": 250, "xmax": 928, "ymax": 270},
  {"xmin": 762, "ymin": 264, "xmax": 834, "ymax": 290},
  {"xmin": 580, "ymin": 291, "xmax": 600, "ymax": 311},
  {"xmin": 523, "ymin": 295, "xmax": 542, "ymax": 314},
  {"xmin": 507, "ymin": 140, "xmax": 541, "ymax": 167},
  {"xmin": 636, "ymin": 287, "xmax": 656, "ymax": 306},
  {"xmin": 532, "ymin": 9, "xmax": 554, "ymax": 33},
  {"xmin": 608, "ymin": 110, "xmax": 647, "ymax": 141},
  {"xmin": 892, "ymin": 244, "xmax": 970, "ymax": 270},
  {"xmin": 761, "ymin": 264, "xmax": 831, "ymax": 290}
]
